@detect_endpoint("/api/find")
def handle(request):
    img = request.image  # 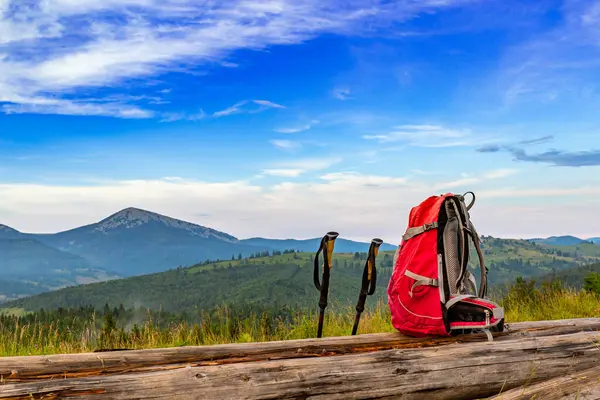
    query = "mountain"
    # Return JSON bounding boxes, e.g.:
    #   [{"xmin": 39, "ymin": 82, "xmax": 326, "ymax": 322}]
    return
[
  {"xmin": 0, "ymin": 237, "xmax": 120, "ymax": 301},
  {"xmin": 589, "ymin": 238, "xmax": 600, "ymax": 244},
  {"xmin": 0, "ymin": 238, "xmax": 120, "ymax": 284},
  {"xmin": 528, "ymin": 235, "xmax": 589, "ymax": 246},
  {"xmin": 0, "ymin": 207, "xmax": 397, "ymax": 284},
  {"xmin": 0, "ymin": 224, "xmax": 25, "ymax": 239},
  {"xmin": 240, "ymin": 237, "xmax": 397, "ymax": 253},
  {"xmin": 25, "ymin": 207, "xmax": 270, "ymax": 277}
]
